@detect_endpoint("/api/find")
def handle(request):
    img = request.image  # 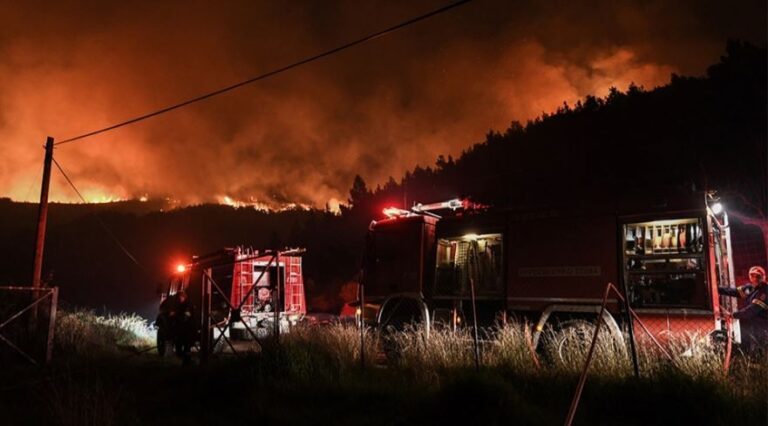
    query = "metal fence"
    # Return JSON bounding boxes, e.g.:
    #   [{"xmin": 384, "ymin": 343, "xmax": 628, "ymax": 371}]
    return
[{"xmin": 0, "ymin": 286, "xmax": 58, "ymax": 366}]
